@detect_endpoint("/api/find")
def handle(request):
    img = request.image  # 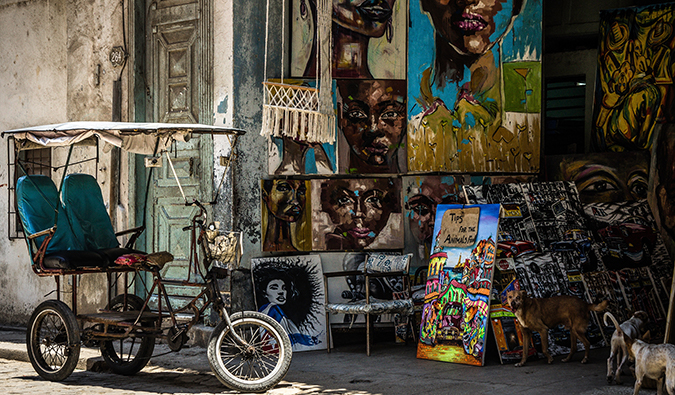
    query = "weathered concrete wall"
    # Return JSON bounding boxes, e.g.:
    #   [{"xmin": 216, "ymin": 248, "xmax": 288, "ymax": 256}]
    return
[{"xmin": 0, "ymin": 0, "xmax": 127, "ymax": 325}]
